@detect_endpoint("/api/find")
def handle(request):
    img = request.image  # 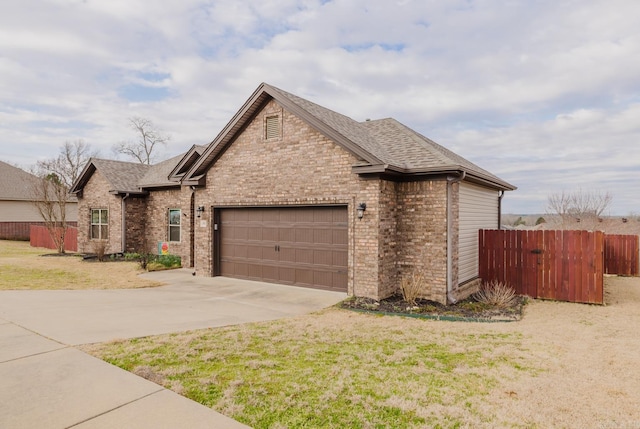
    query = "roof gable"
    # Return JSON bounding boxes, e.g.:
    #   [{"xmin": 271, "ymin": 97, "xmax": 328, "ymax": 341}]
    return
[
  {"xmin": 168, "ymin": 145, "xmax": 207, "ymax": 183},
  {"xmin": 183, "ymin": 82, "xmax": 515, "ymax": 190},
  {"xmin": 70, "ymin": 158, "xmax": 151, "ymax": 196}
]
